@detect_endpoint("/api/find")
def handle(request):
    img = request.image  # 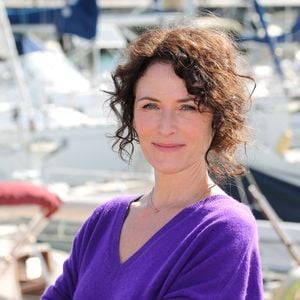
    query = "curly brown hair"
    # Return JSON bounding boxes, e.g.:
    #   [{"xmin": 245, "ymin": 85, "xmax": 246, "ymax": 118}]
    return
[{"xmin": 107, "ymin": 26, "xmax": 254, "ymax": 181}]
